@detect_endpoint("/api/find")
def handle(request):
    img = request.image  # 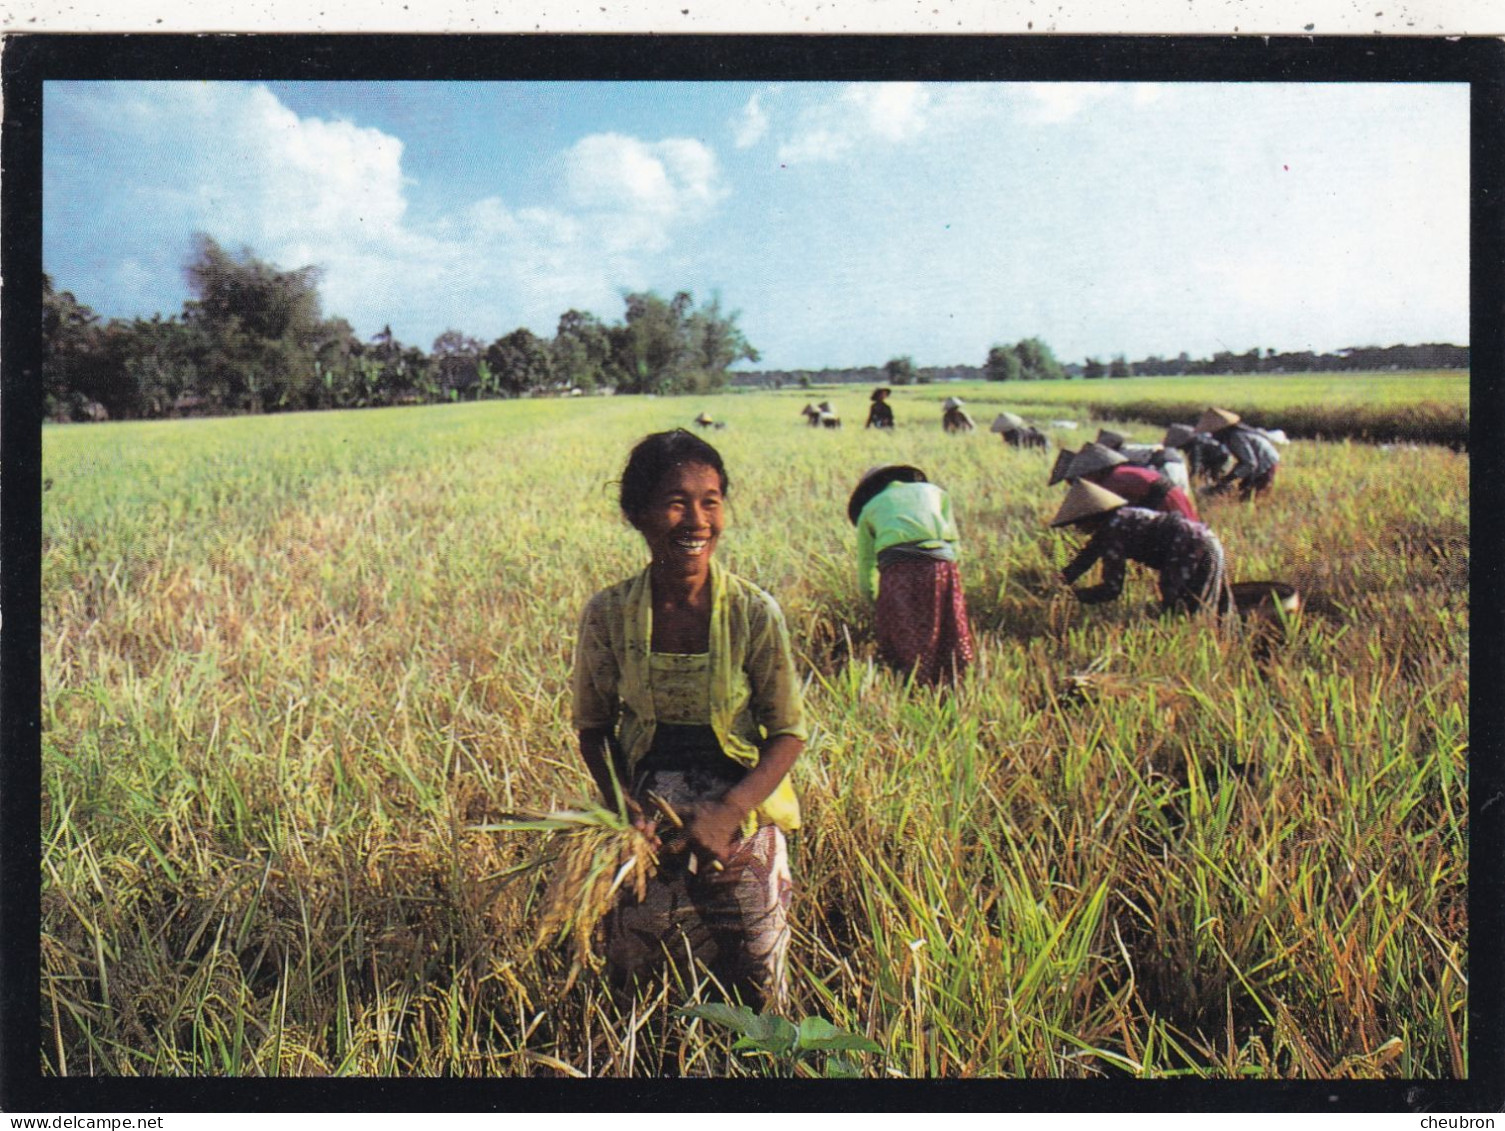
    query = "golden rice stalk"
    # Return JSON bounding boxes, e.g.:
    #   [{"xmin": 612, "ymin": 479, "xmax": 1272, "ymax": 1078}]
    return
[{"xmin": 473, "ymin": 804, "xmax": 659, "ymax": 978}]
